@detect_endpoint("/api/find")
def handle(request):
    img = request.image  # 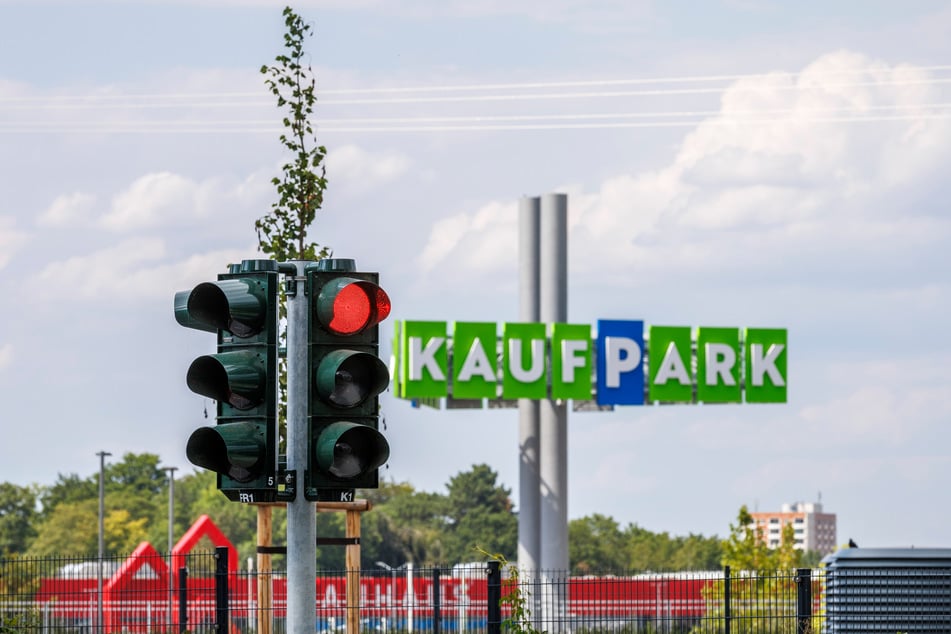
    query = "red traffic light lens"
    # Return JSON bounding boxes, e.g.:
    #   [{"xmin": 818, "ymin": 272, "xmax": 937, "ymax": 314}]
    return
[{"xmin": 328, "ymin": 282, "xmax": 391, "ymax": 336}]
